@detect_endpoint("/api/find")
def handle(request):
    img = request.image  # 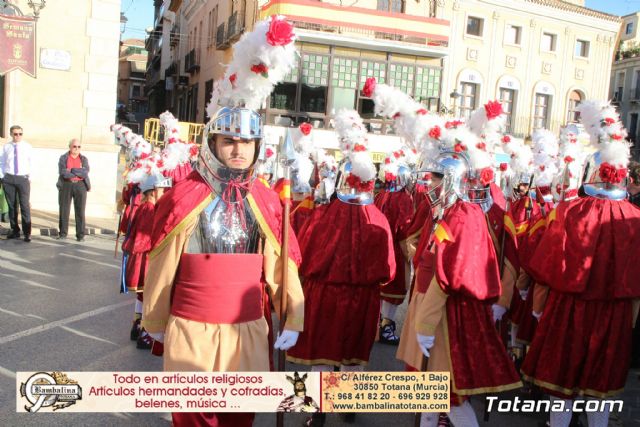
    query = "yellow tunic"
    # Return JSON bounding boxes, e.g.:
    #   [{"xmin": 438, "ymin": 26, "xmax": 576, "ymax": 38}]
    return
[{"xmin": 142, "ymin": 206, "xmax": 305, "ymax": 372}]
